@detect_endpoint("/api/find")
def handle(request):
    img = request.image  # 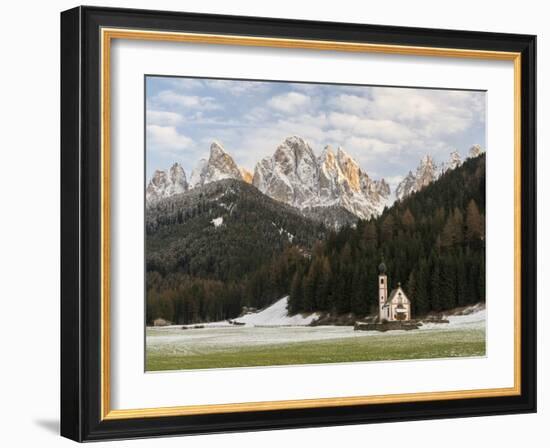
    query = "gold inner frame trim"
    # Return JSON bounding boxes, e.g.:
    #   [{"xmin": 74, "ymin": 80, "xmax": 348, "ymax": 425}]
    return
[{"xmin": 100, "ymin": 27, "xmax": 522, "ymax": 421}]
